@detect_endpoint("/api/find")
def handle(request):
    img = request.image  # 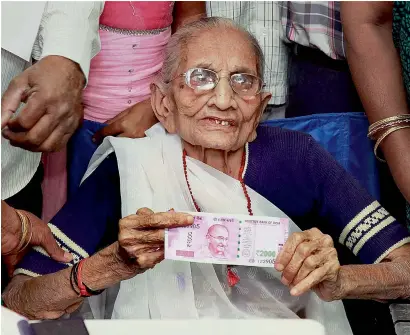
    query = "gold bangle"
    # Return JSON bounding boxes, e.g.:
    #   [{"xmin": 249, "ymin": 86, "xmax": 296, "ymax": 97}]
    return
[
  {"xmin": 369, "ymin": 114, "xmax": 410, "ymax": 131},
  {"xmin": 2, "ymin": 210, "xmax": 29, "ymax": 255},
  {"xmin": 15, "ymin": 210, "xmax": 32, "ymax": 253},
  {"xmin": 368, "ymin": 119, "xmax": 410, "ymax": 140},
  {"xmin": 373, "ymin": 125, "xmax": 410, "ymax": 162}
]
